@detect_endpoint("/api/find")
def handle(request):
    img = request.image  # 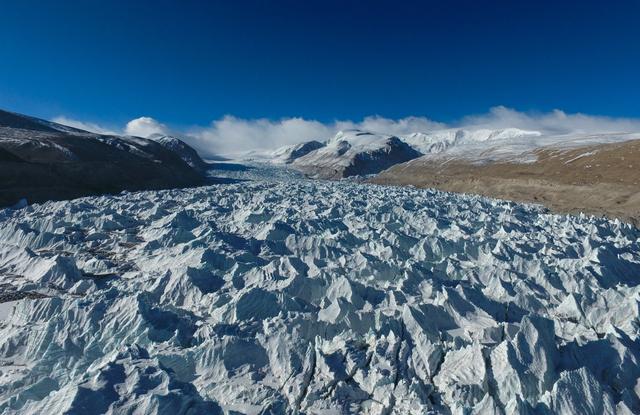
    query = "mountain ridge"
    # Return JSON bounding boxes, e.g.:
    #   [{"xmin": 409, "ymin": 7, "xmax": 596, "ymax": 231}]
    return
[{"xmin": 0, "ymin": 109, "xmax": 208, "ymax": 207}]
